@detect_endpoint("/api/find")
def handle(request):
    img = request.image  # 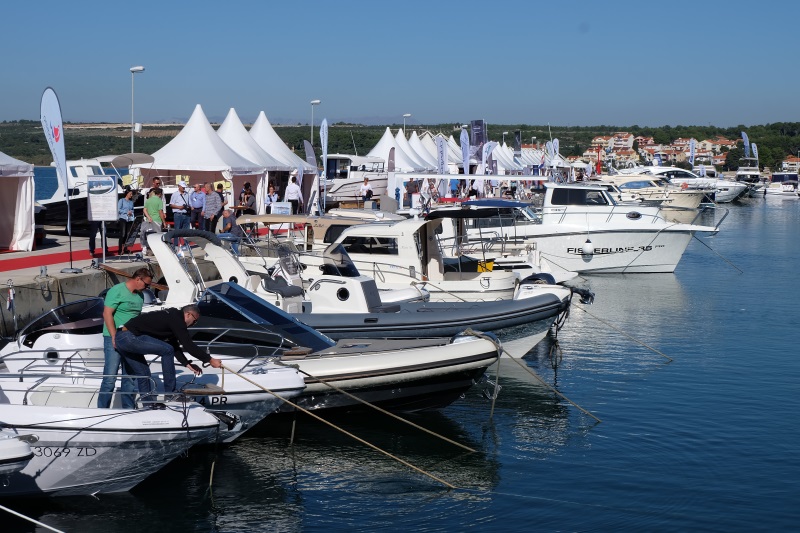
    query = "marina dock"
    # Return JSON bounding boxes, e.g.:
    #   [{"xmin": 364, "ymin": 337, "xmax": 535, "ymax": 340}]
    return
[{"xmin": 0, "ymin": 227, "xmax": 218, "ymax": 336}]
